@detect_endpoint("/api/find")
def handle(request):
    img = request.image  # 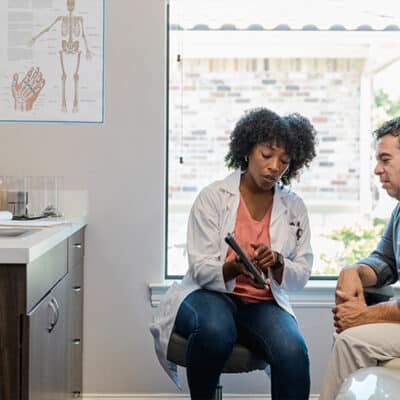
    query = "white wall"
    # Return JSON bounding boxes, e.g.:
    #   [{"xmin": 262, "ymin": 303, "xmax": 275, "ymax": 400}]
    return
[{"xmin": 0, "ymin": 0, "xmax": 335, "ymax": 396}]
